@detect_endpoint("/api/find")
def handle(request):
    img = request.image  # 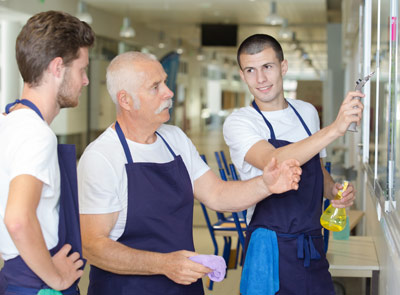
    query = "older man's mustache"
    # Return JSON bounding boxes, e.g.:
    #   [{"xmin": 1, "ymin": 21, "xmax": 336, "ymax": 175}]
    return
[{"xmin": 155, "ymin": 99, "xmax": 173, "ymax": 114}]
